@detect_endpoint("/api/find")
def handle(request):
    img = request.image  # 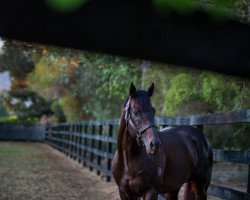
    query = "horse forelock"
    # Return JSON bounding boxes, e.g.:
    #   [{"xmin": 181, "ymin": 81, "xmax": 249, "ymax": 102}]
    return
[{"xmin": 133, "ymin": 90, "xmax": 152, "ymax": 112}]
